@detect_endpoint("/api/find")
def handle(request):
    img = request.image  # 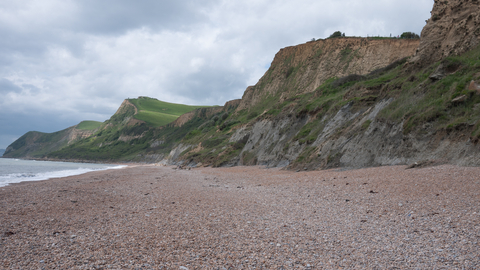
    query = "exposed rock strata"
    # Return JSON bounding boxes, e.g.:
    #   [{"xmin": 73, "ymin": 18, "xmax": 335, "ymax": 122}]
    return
[
  {"xmin": 237, "ymin": 38, "xmax": 419, "ymax": 111},
  {"xmin": 223, "ymin": 101, "xmax": 480, "ymax": 169},
  {"xmin": 412, "ymin": 0, "xmax": 480, "ymax": 66},
  {"xmin": 166, "ymin": 2, "xmax": 480, "ymax": 169}
]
